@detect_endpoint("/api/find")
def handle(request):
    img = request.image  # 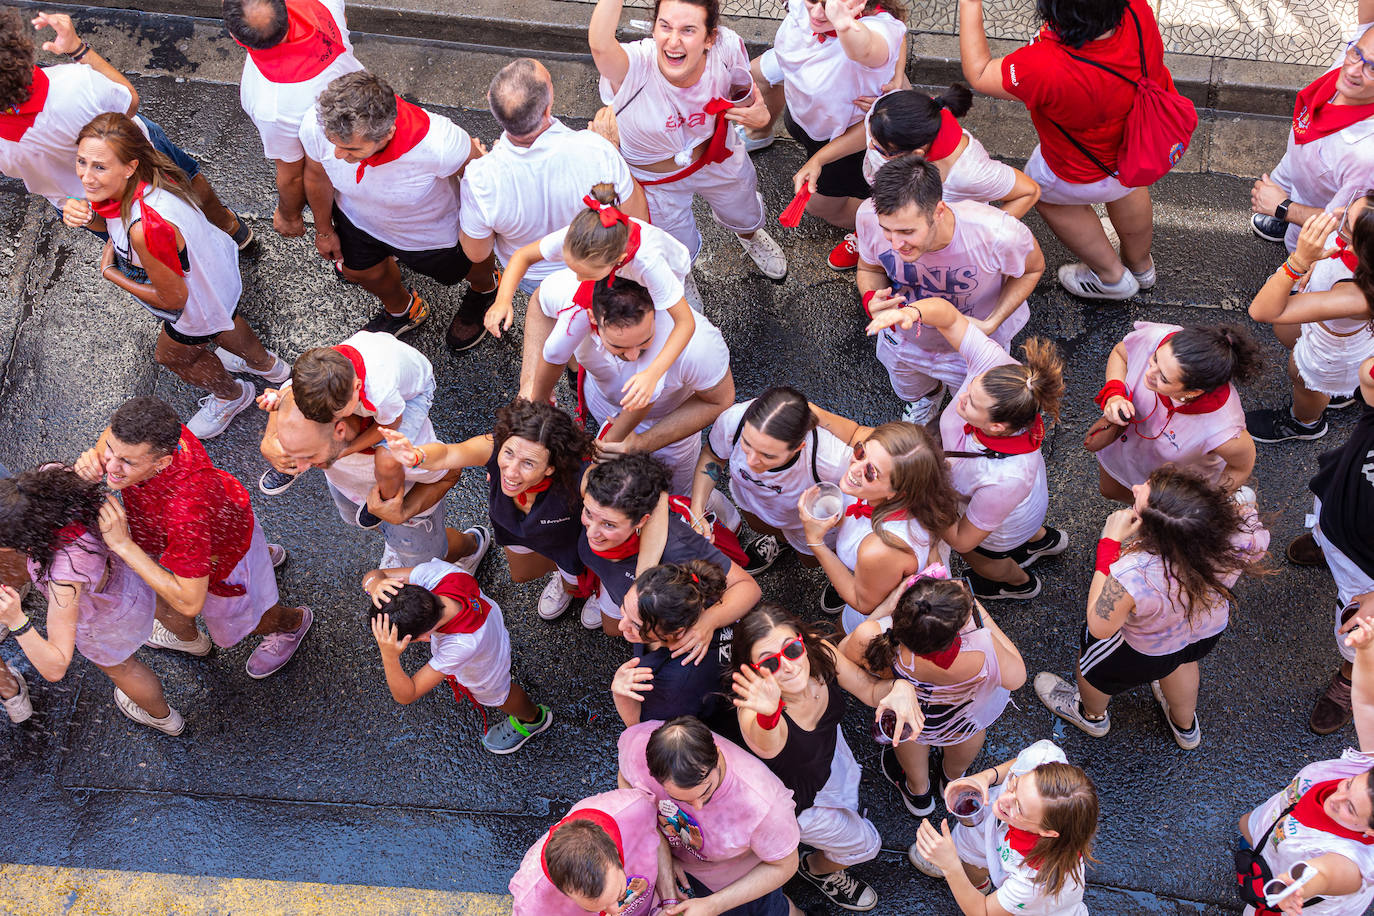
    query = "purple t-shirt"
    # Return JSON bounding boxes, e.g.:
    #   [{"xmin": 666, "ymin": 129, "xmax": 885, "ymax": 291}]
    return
[{"xmin": 617, "ymin": 721, "xmax": 801, "ymax": 892}]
